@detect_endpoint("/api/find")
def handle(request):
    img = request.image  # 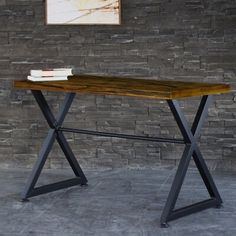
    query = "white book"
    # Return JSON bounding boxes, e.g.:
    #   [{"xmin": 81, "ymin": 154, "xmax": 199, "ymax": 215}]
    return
[
  {"xmin": 30, "ymin": 68, "xmax": 73, "ymax": 77},
  {"xmin": 27, "ymin": 75, "xmax": 68, "ymax": 82}
]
